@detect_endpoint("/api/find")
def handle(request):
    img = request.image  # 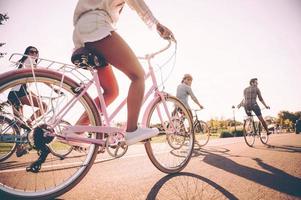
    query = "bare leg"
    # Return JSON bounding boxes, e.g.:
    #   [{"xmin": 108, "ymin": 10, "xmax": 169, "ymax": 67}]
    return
[
  {"xmin": 85, "ymin": 32, "xmax": 145, "ymax": 132},
  {"xmin": 76, "ymin": 65, "xmax": 119, "ymax": 125},
  {"xmin": 257, "ymin": 115, "xmax": 269, "ymax": 133}
]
